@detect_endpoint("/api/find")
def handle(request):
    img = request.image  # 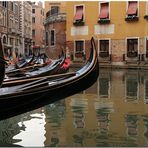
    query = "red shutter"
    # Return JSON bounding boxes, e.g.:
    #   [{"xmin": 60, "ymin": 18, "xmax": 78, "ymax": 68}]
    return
[
  {"xmin": 99, "ymin": 3, "xmax": 109, "ymax": 19},
  {"xmin": 74, "ymin": 6, "xmax": 83, "ymax": 21},
  {"xmin": 127, "ymin": 1, "xmax": 137, "ymax": 15}
]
